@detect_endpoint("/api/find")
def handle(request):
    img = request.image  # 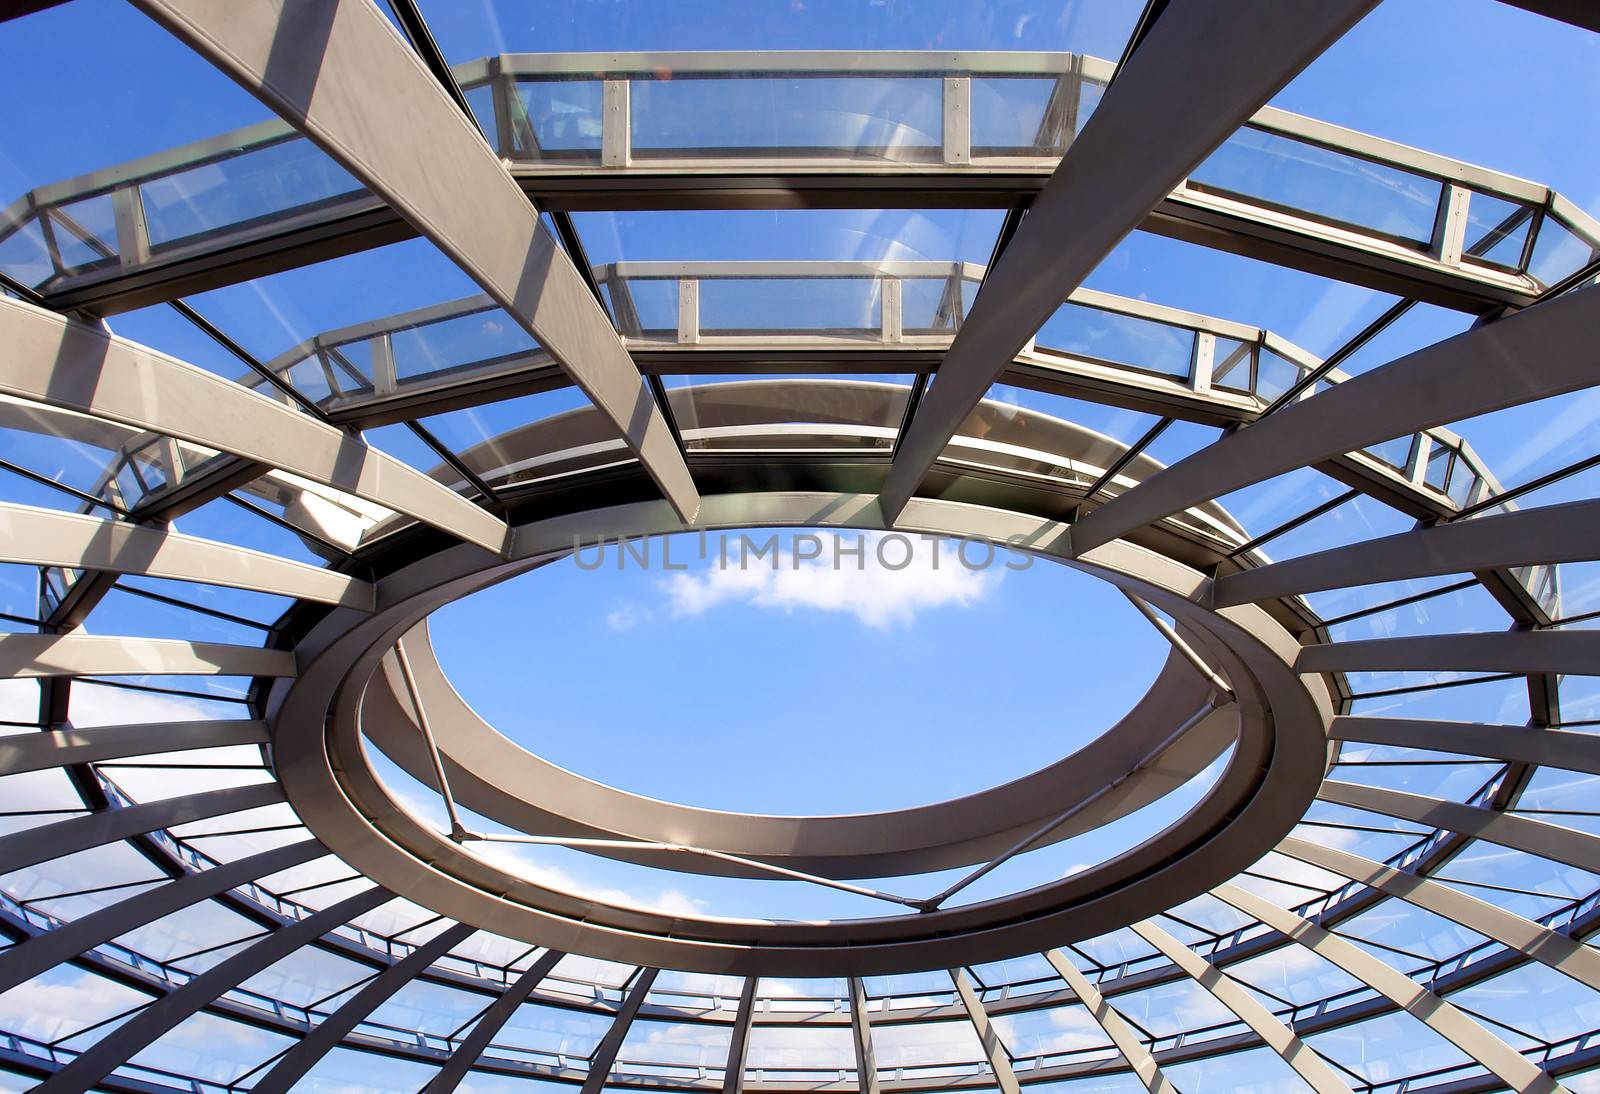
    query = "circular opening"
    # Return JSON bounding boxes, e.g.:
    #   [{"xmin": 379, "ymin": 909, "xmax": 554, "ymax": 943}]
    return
[
  {"xmin": 428, "ymin": 528, "xmax": 1169, "ymax": 815},
  {"xmin": 301, "ymin": 496, "xmax": 1319, "ymax": 971}
]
